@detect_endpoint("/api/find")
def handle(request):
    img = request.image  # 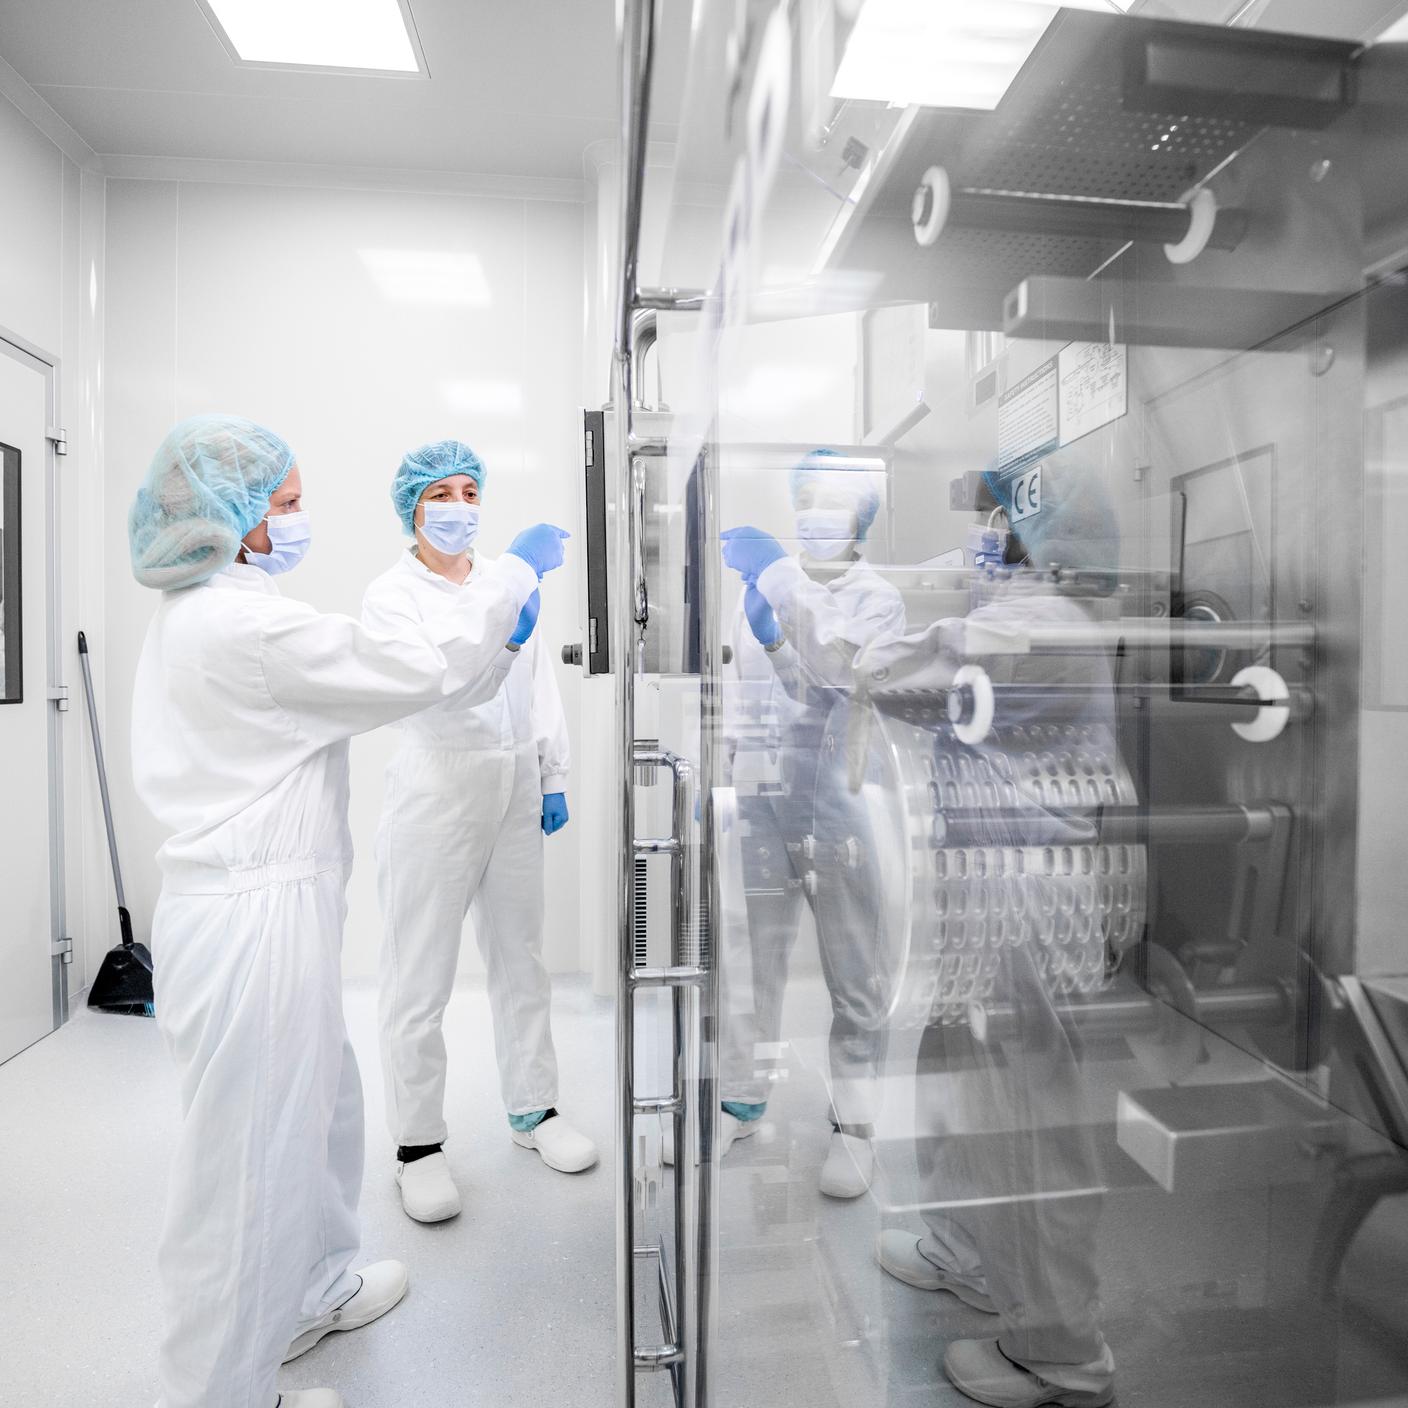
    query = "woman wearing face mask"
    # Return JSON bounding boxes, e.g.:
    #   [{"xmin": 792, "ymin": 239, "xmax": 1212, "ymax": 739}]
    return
[
  {"xmin": 127, "ymin": 416, "xmax": 567, "ymax": 1408},
  {"xmin": 707, "ymin": 449, "xmax": 906, "ymax": 1199},
  {"xmin": 362, "ymin": 440, "xmax": 595, "ymax": 1227}
]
